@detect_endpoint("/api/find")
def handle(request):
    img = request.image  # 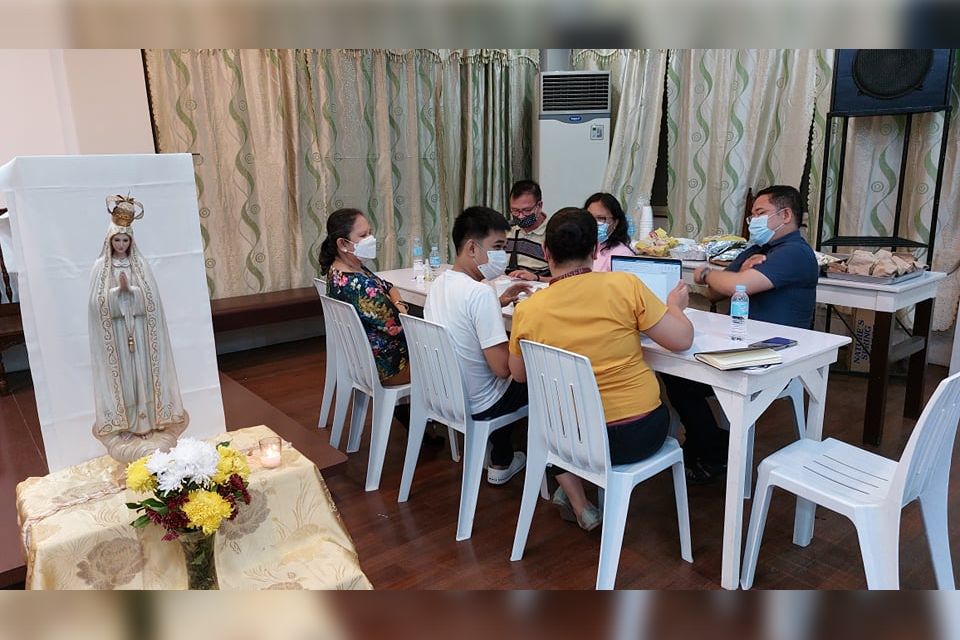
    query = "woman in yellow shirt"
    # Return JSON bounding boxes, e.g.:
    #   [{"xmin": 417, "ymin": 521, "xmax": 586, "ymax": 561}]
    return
[{"xmin": 508, "ymin": 208, "xmax": 693, "ymax": 531}]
